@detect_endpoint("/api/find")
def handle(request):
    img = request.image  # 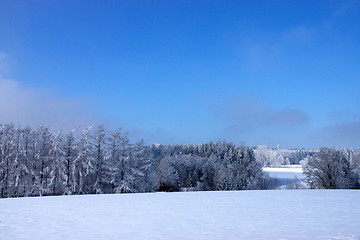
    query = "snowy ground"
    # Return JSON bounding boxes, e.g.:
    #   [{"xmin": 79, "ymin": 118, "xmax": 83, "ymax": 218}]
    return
[
  {"xmin": 1, "ymin": 190, "xmax": 360, "ymax": 240},
  {"xmin": 263, "ymin": 165, "xmax": 306, "ymax": 188}
]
